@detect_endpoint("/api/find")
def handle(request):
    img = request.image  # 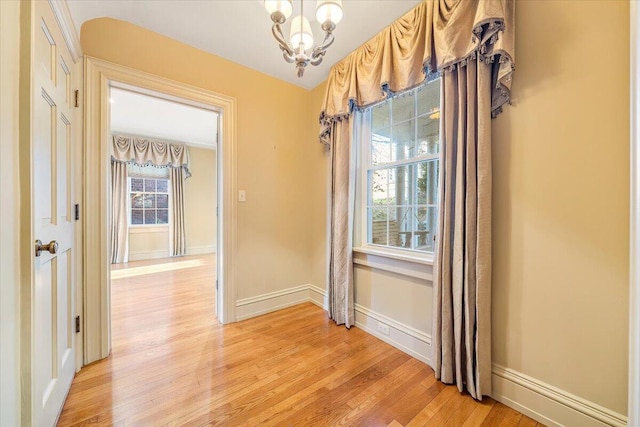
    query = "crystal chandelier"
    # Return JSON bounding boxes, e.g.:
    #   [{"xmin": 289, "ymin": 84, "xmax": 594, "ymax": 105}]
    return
[{"xmin": 264, "ymin": 0, "xmax": 343, "ymax": 77}]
